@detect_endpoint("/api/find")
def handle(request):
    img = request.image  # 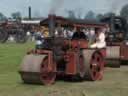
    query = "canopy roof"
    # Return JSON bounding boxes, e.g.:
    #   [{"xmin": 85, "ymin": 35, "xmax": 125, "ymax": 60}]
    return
[{"xmin": 40, "ymin": 15, "xmax": 108, "ymax": 28}]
